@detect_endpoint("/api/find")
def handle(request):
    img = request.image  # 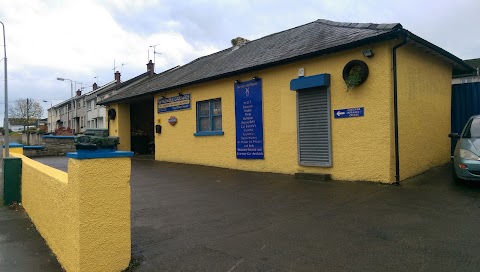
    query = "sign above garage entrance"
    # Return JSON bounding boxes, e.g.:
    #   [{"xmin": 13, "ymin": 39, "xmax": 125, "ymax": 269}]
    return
[{"xmin": 158, "ymin": 93, "xmax": 191, "ymax": 113}]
